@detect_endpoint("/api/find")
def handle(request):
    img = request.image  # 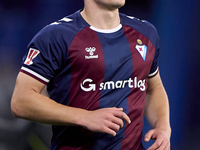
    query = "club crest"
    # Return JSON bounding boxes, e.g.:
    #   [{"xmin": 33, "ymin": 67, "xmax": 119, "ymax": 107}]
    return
[{"xmin": 135, "ymin": 39, "xmax": 147, "ymax": 61}]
